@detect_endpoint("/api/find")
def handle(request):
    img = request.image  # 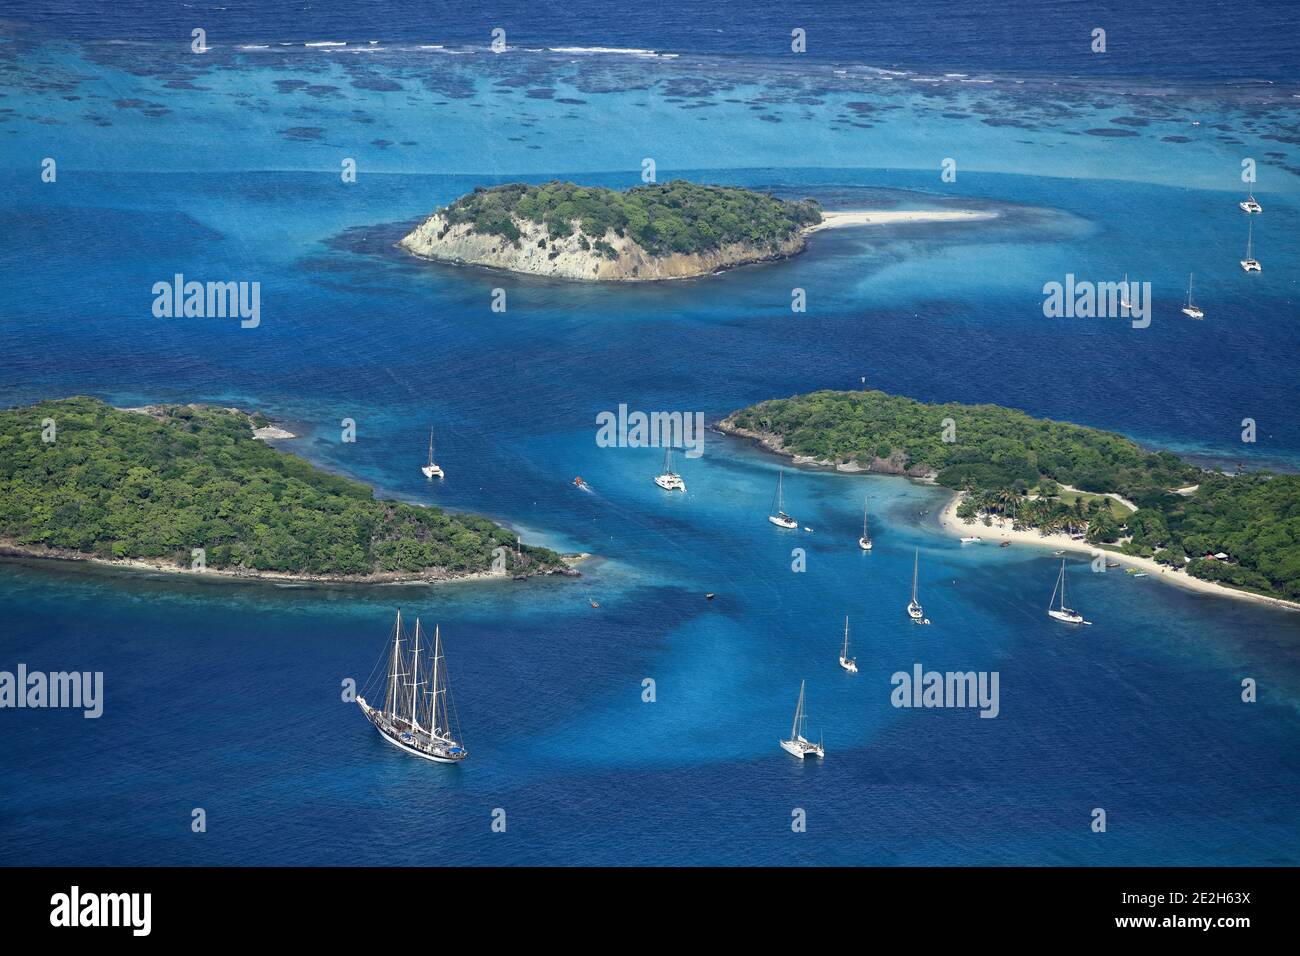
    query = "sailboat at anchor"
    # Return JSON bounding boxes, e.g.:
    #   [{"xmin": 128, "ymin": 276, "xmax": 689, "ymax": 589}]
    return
[
  {"xmin": 654, "ymin": 446, "xmax": 686, "ymax": 491},
  {"xmin": 1047, "ymin": 558, "xmax": 1090, "ymax": 625},
  {"xmin": 357, "ymin": 611, "xmax": 468, "ymax": 762},
  {"xmin": 421, "ymin": 427, "xmax": 444, "ymax": 479},
  {"xmin": 838, "ymin": 616, "xmax": 858, "ymax": 673},
  {"xmin": 858, "ymin": 498, "xmax": 873, "ymax": 550},
  {"xmin": 768, "ymin": 468, "xmax": 797, "ymax": 529},
  {"xmin": 907, "ymin": 547, "xmax": 928, "ymax": 624},
  {"xmin": 1180, "ymin": 273, "xmax": 1204, "ymax": 320},
  {"xmin": 779, "ymin": 680, "xmax": 825, "ymax": 759}
]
